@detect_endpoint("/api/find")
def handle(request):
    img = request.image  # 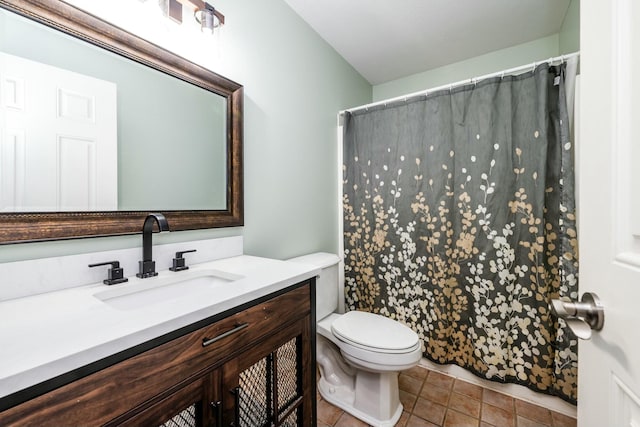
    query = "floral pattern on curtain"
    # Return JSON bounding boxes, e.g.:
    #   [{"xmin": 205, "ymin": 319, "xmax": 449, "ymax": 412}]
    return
[{"xmin": 342, "ymin": 64, "xmax": 578, "ymax": 403}]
